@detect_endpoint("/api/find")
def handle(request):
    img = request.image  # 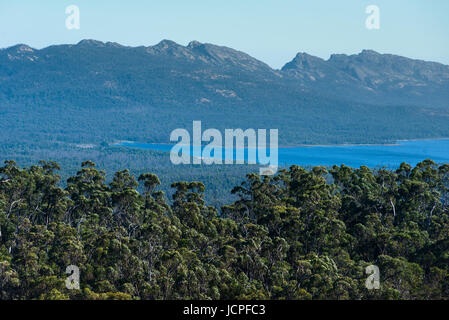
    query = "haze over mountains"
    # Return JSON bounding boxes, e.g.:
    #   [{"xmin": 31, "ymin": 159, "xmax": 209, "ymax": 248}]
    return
[{"xmin": 1, "ymin": 39, "xmax": 449, "ymax": 147}]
